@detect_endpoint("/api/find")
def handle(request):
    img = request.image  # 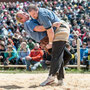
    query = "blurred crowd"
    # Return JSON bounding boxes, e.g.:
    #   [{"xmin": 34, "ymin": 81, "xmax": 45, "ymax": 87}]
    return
[{"xmin": 0, "ymin": 0, "xmax": 90, "ymax": 70}]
